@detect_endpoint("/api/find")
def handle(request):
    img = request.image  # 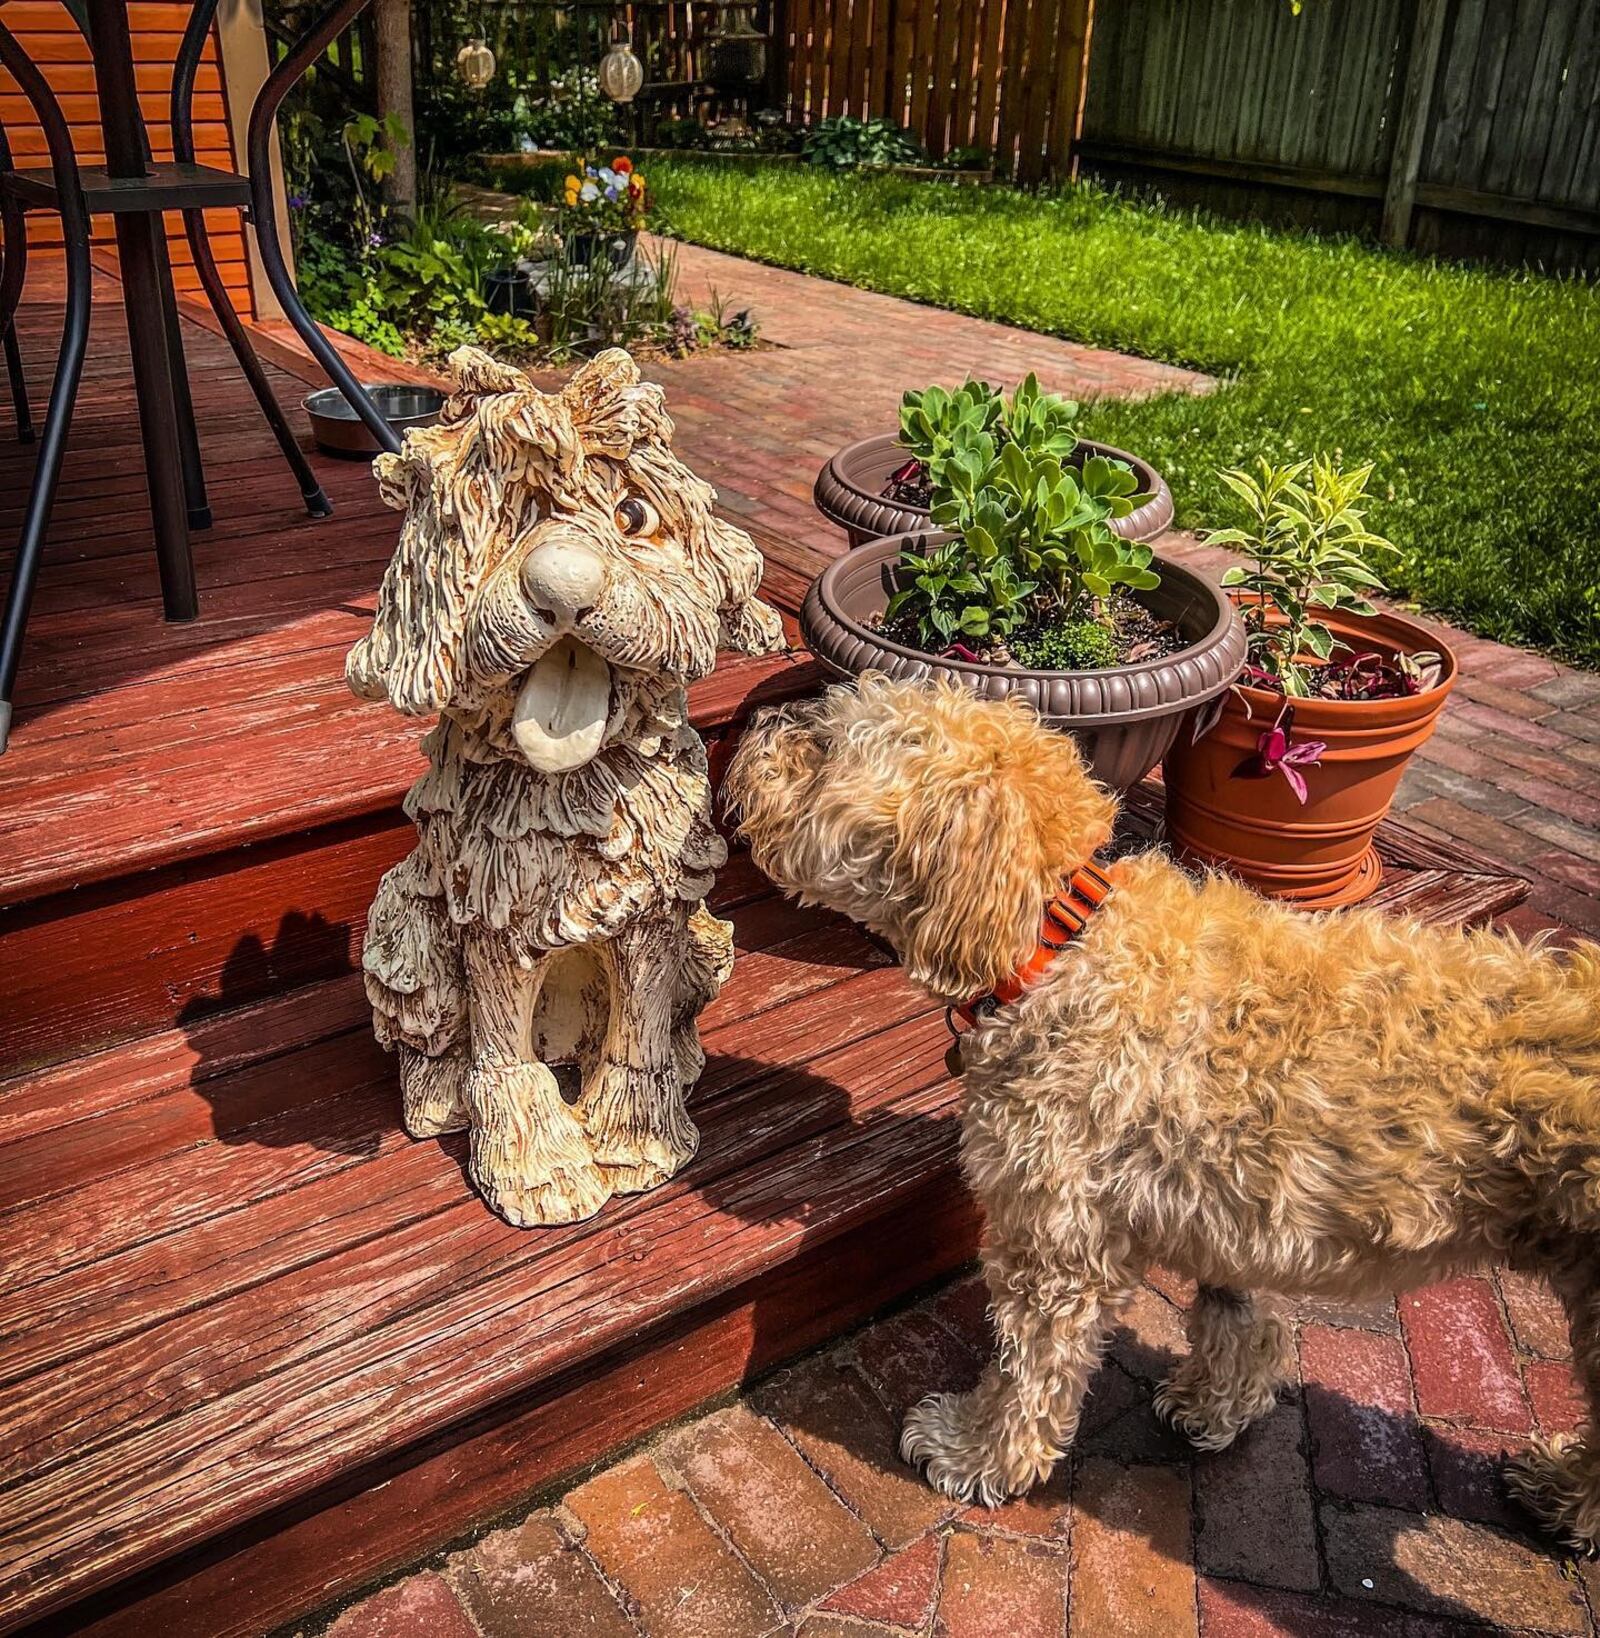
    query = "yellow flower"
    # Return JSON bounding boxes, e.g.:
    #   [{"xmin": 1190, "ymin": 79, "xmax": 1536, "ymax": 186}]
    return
[
  {"xmin": 629, "ymin": 171, "xmax": 646, "ymax": 191},
  {"xmin": 564, "ymin": 186, "xmax": 579, "ymax": 206},
  {"xmin": 565, "ymin": 174, "xmax": 581, "ymax": 191}
]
